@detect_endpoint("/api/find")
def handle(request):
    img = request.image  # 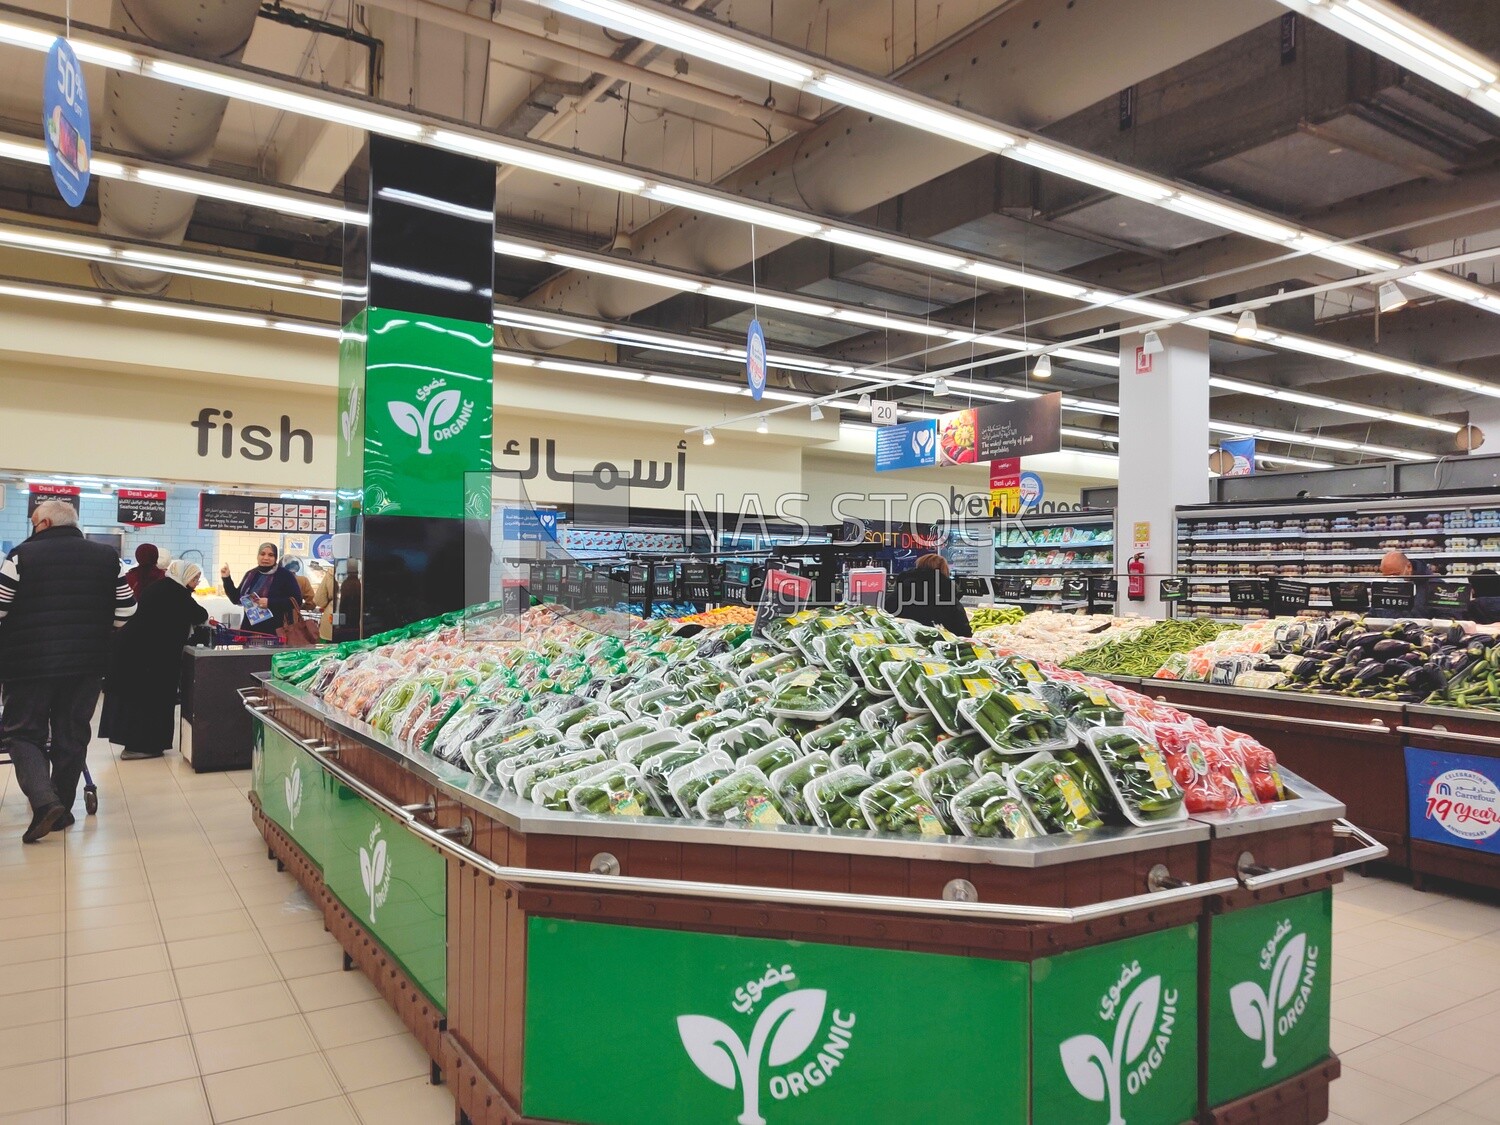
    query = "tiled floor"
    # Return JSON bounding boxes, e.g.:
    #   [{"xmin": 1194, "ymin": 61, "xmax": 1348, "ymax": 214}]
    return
[
  {"xmin": 5, "ymin": 745, "xmax": 1500, "ymax": 1124},
  {"xmin": 0, "ymin": 743, "xmax": 455, "ymax": 1124}
]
